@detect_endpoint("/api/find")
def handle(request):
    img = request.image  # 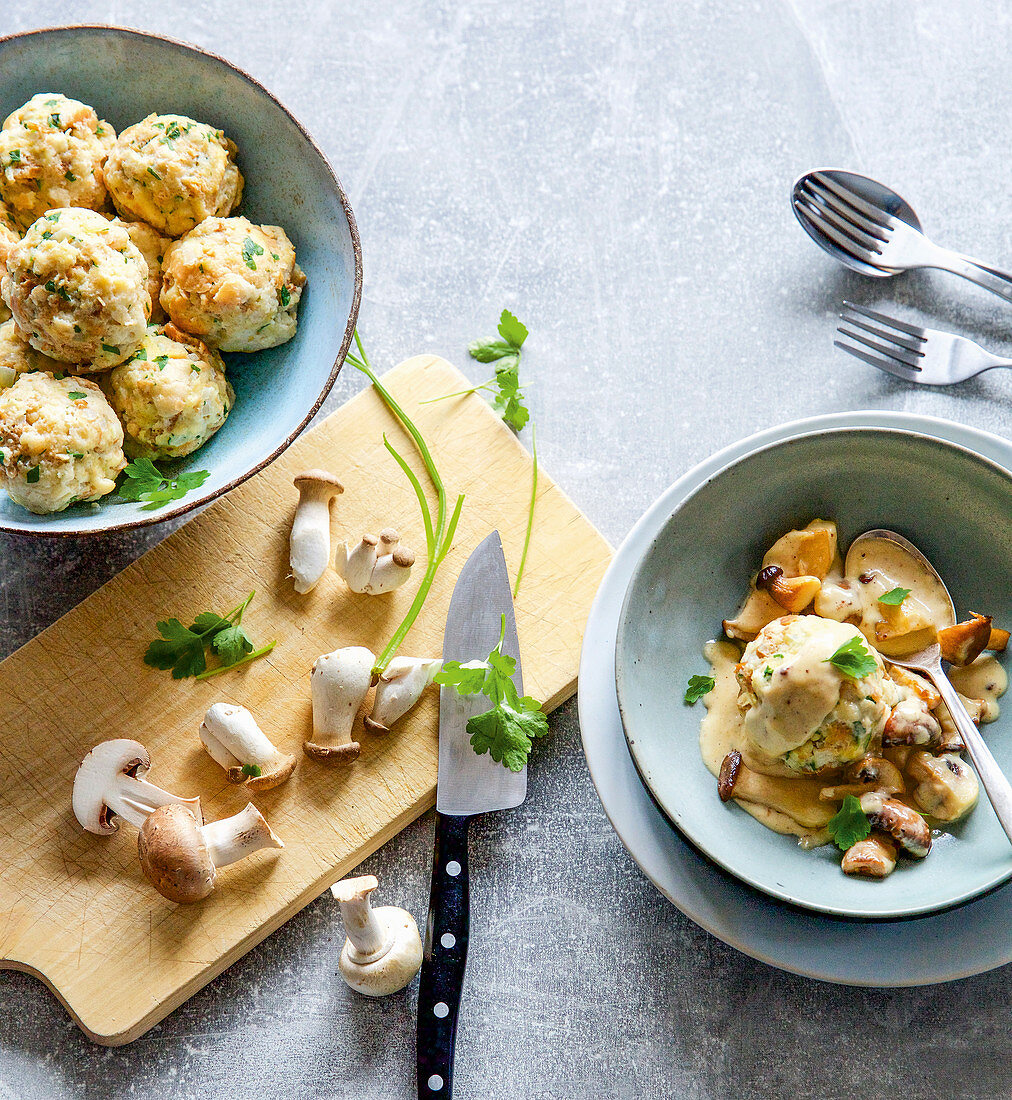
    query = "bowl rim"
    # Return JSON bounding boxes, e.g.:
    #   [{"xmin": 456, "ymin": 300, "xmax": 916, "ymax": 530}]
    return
[
  {"xmin": 0, "ymin": 23, "xmax": 363, "ymax": 538},
  {"xmin": 614, "ymin": 423, "xmax": 1012, "ymax": 920}
]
